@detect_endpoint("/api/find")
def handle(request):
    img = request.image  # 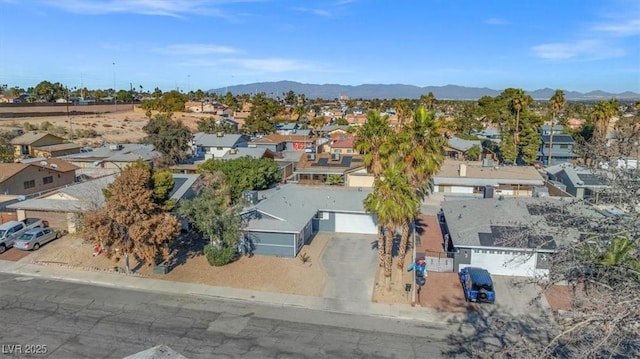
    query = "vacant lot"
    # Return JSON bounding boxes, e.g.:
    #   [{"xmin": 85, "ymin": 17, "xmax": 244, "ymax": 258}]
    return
[{"xmin": 0, "ymin": 105, "xmax": 203, "ymax": 145}]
